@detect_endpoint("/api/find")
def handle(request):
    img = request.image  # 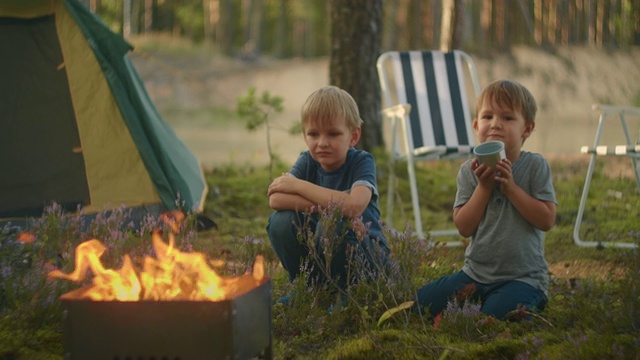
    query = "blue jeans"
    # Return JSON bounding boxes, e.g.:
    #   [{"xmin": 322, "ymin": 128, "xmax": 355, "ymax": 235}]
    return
[
  {"xmin": 266, "ymin": 210, "xmax": 389, "ymax": 288},
  {"xmin": 415, "ymin": 270, "xmax": 547, "ymax": 320}
]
